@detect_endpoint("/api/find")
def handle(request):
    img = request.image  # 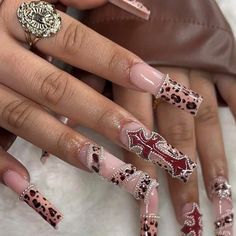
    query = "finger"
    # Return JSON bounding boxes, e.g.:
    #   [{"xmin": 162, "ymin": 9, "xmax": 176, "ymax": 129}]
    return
[
  {"xmin": 214, "ymin": 73, "xmax": 236, "ymax": 119},
  {"xmin": 0, "ymin": 148, "xmax": 63, "ymax": 228},
  {"xmin": 0, "ymin": 128, "xmax": 16, "ymax": 150},
  {"xmin": 155, "ymin": 68, "xmax": 202, "ymax": 236},
  {"xmin": 113, "ymin": 85, "xmax": 159, "ymax": 235},
  {"xmin": 190, "ymin": 71, "xmax": 233, "ymax": 236},
  {"xmin": 0, "ymin": 41, "xmax": 196, "ymax": 182},
  {"xmin": 0, "ymin": 82, "xmax": 159, "ymax": 234},
  {"xmin": 4, "ymin": 1, "xmax": 202, "ymax": 116}
]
